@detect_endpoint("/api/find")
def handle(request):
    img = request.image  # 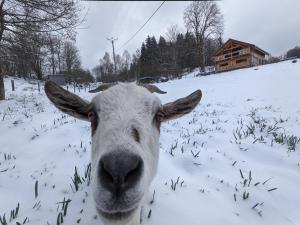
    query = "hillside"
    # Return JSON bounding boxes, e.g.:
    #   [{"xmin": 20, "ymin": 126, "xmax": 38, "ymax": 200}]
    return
[{"xmin": 1, "ymin": 60, "xmax": 300, "ymax": 225}]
